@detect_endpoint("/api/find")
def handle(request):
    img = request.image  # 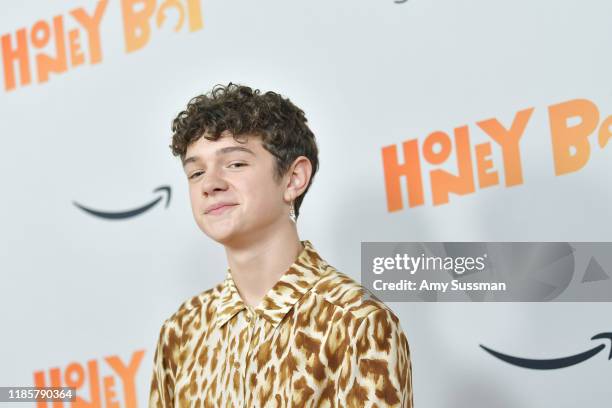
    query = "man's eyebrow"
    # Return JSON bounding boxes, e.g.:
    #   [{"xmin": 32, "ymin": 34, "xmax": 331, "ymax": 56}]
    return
[{"xmin": 182, "ymin": 146, "xmax": 256, "ymax": 167}]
